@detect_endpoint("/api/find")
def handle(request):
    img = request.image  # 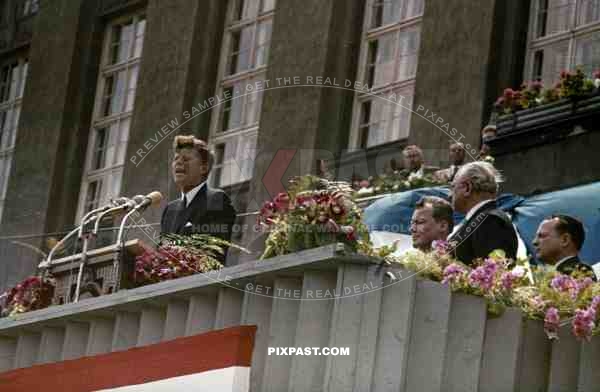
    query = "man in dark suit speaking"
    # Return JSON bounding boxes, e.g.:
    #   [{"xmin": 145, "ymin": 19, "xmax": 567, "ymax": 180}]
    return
[
  {"xmin": 448, "ymin": 161, "xmax": 517, "ymax": 265},
  {"xmin": 161, "ymin": 135, "xmax": 236, "ymax": 242}
]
